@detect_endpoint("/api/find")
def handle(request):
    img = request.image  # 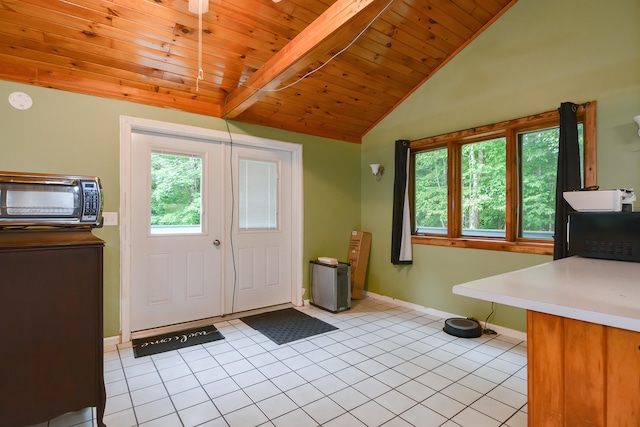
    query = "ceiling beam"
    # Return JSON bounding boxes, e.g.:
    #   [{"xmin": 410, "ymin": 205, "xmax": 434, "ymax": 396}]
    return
[{"xmin": 223, "ymin": 0, "xmax": 394, "ymax": 119}]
